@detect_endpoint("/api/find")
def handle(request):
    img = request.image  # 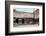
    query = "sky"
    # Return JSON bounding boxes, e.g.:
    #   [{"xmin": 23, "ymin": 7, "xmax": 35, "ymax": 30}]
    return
[{"xmin": 15, "ymin": 8, "xmax": 36, "ymax": 13}]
